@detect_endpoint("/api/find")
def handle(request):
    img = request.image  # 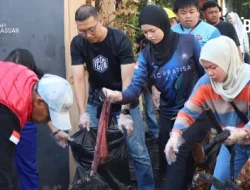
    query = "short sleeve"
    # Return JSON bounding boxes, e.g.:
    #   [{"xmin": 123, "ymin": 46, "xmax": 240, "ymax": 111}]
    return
[
  {"xmin": 70, "ymin": 35, "xmax": 85, "ymax": 65},
  {"xmin": 117, "ymin": 35, "xmax": 135, "ymax": 65},
  {"xmin": 210, "ymin": 28, "xmax": 221, "ymax": 40}
]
